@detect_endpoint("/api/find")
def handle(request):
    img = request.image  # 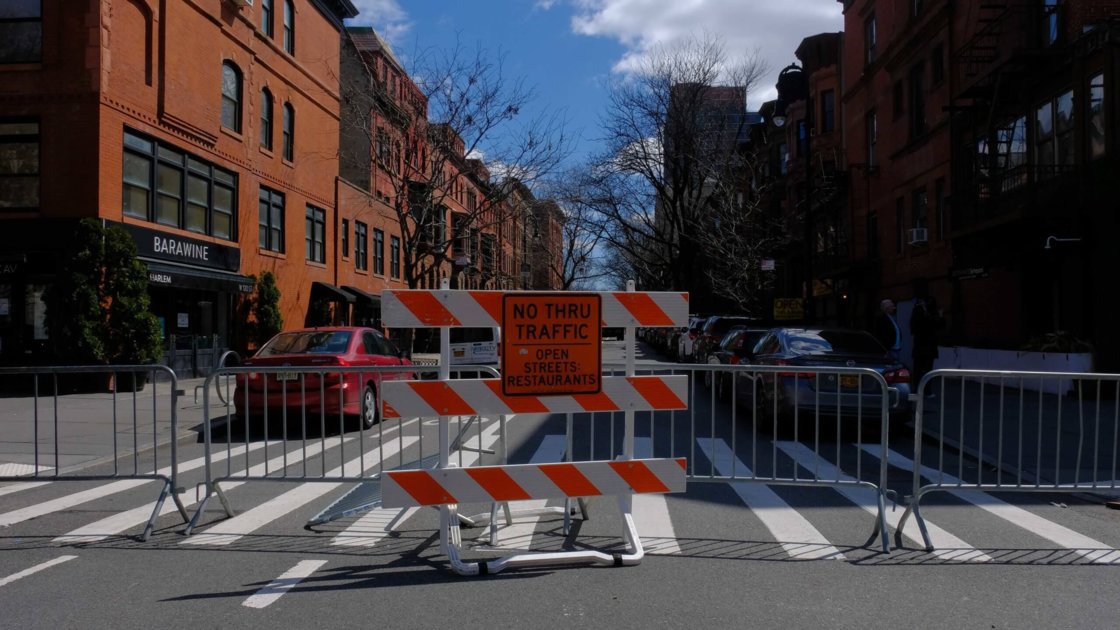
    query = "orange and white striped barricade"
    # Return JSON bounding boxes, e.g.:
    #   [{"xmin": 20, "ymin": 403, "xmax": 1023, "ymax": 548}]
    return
[{"xmin": 381, "ymin": 280, "xmax": 689, "ymax": 576}]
